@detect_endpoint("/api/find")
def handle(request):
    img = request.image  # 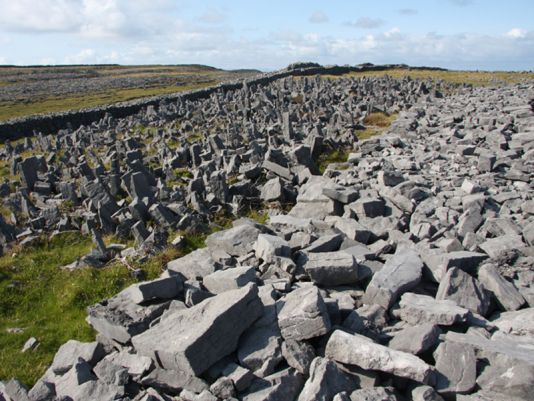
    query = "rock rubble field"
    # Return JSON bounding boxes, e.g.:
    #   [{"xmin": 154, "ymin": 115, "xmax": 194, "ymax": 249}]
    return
[{"xmin": 1, "ymin": 67, "xmax": 534, "ymax": 401}]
